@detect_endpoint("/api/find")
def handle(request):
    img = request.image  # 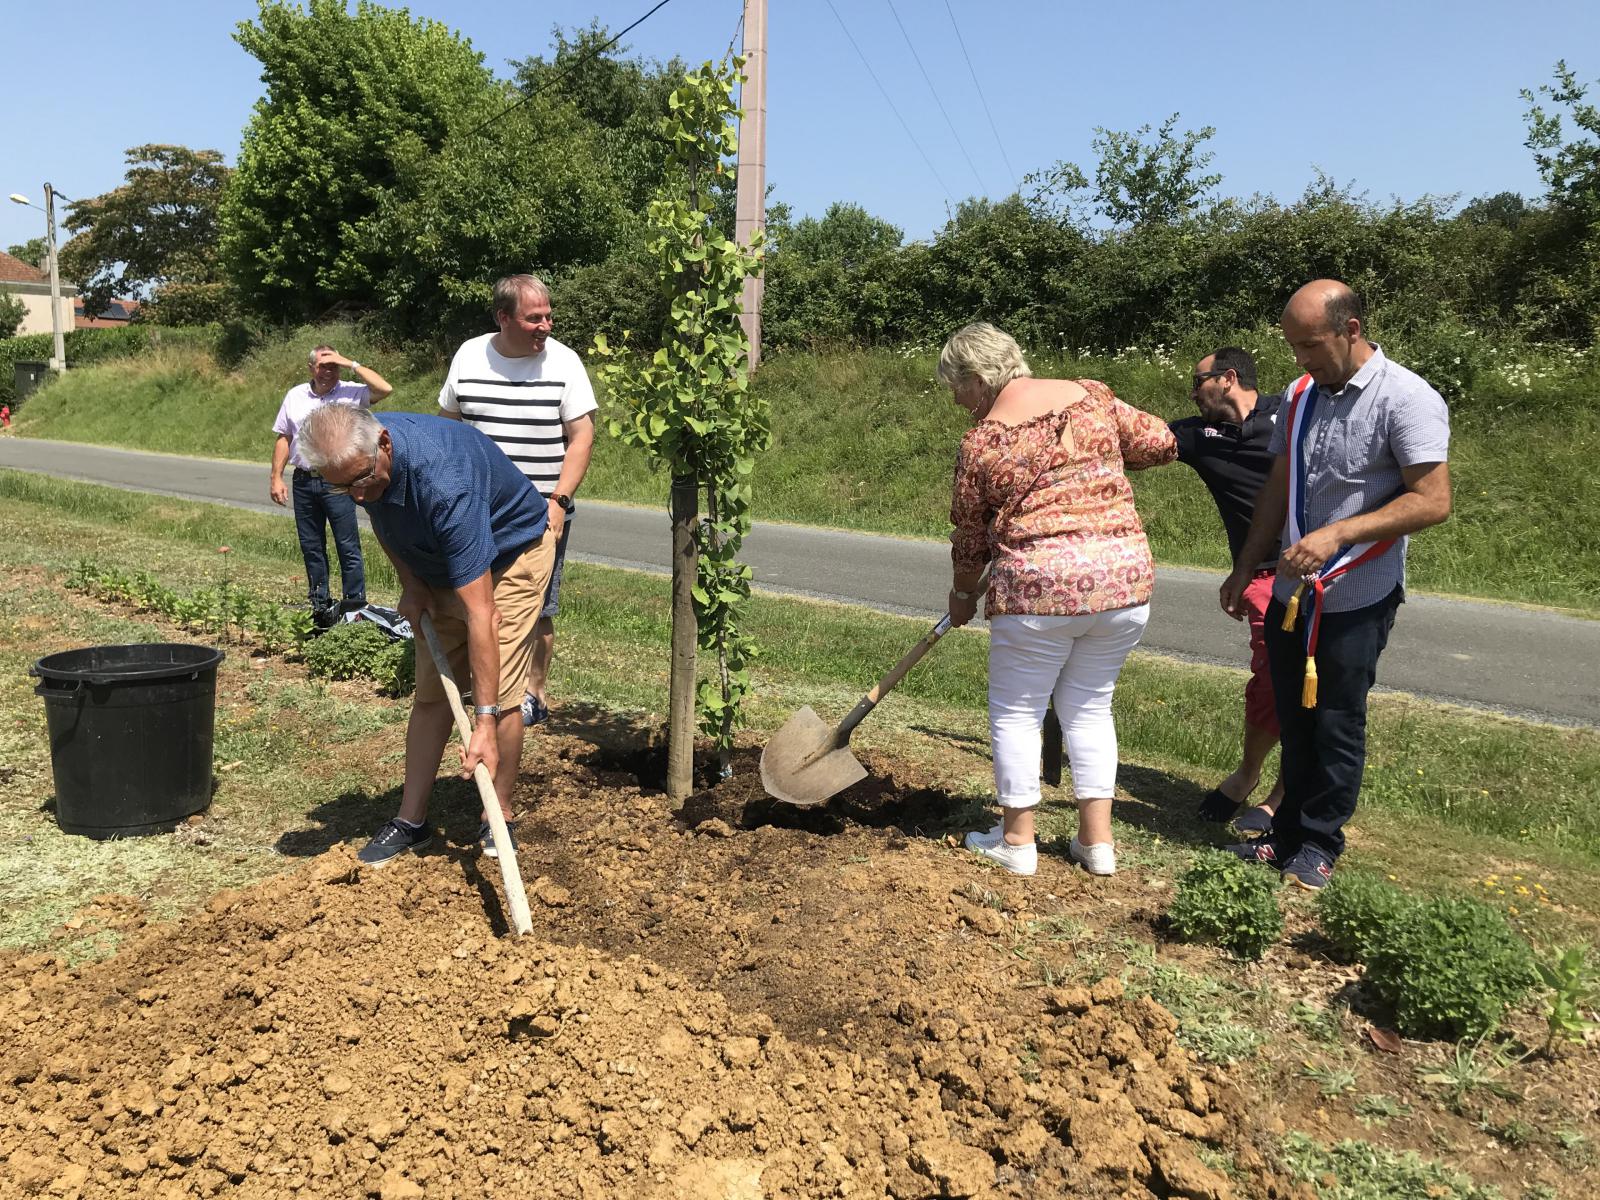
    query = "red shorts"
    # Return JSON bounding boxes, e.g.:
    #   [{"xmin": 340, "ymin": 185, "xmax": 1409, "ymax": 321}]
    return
[{"xmin": 1242, "ymin": 569, "xmax": 1280, "ymax": 737}]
